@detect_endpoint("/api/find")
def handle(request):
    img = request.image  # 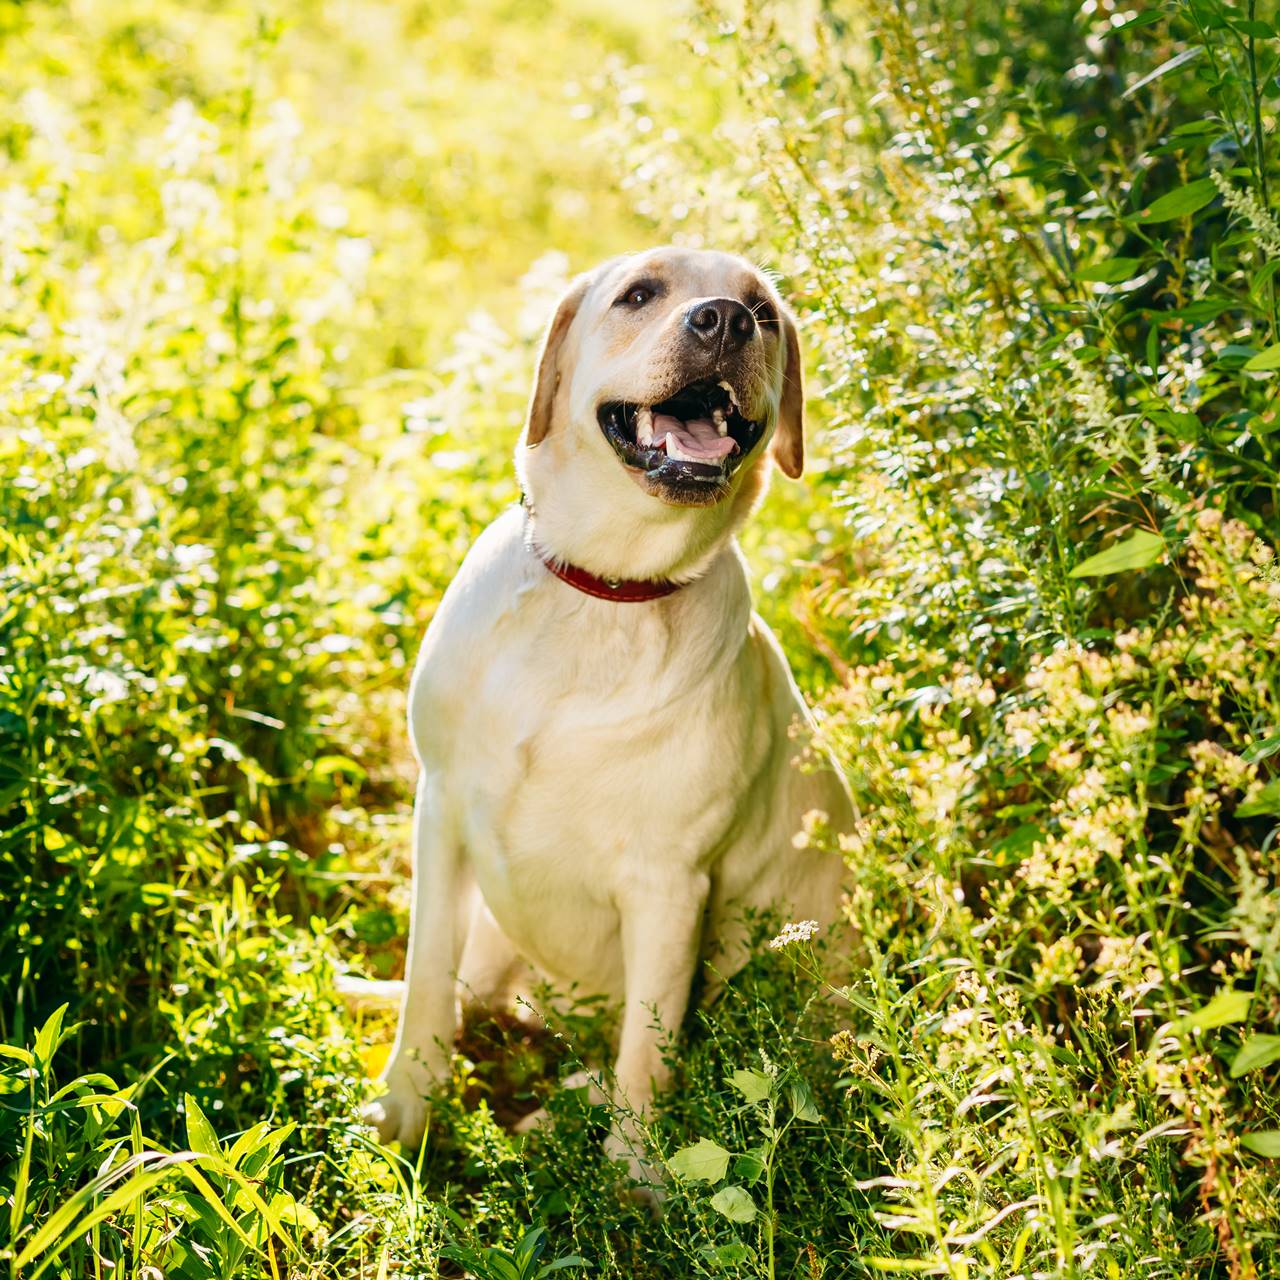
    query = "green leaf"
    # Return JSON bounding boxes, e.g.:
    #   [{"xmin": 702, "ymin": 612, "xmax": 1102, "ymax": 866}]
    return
[
  {"xmin": 734, "ymin": 1147, "xmax": 767, "ymax": 1186},
  {"xmin": 667, "ymin": 1137, "xmax": 730, "ymax": 1183},
  {"xmin": 709, "ymin": 1184, "xmax": 757, "ymax": 1223},
  {"xmin": 270, "ymin": 1191, "xmax": 321, "ymax": 1234},
  {"xmin": 1135, "ymin": 178, "xmax": 1216, "ymax": 222},
  {"xmin": 1251, "ymin": 259, "xmax": 1280, "ymax": 299},
  {"xmin": 18, "ymin": 1159, "xmax": 190, "ymax": 1276},
  {"xmin": 789, "ymin": 1078, "xmax": 822, "ymax": 1123},
  {"xmin": 1244, "ymin": 344, "xmax": 1280, "ymax": 371},
  {"xmin": 728, "ymin": 1068, "xmax": 772, "ymax": 1104},
  {"xmin": 1237, "ymin": 778, "xmax": 1280, "ymax": 818},
  {"xmin": 33, "ymin": 1004, "xmax": 69, "ymax": 1071},
  {"xmin": 1231, "ymin": 1035, "xmax": 1280, "ymax": 1078},
  {"xmin": 516, "ymin": 1226, "xmax": 546, "ymax": 1261},
  {"xmin": 1077, "ymin": 257, "xmax": 1143, "ymax": 284},
  {"xmin": 312, "ymin": 753, "xmax": 368, "ymax": 781},
  {"xmin": 1241, "ymin": 733, "xmax": 1280, "ymax": 764},
  {"xmin": 1069, "ymin": 529, "xmax": 1164, "ymax": 578},
  {"xmin": 1114, "ymin": 9, "xmax": 1164, "ymax": 31},
  {"xmin": 1123, "ymin": 46, "xmax": 1204, "ymax": 100},
  {"xmin": 1217, "ymin": 344, "xmax": 1260, "ymax": 364},
  {"xmin": 481, "ymin": 1255, "xmax": 523, "ymax": 1280},
  {"xmin": 1172, "ymin": 989, "xmax": 1252, "ymax": 1034},
  {"xmin": 184, "ymin": 1094, "xmax": 221, "ymax": 1158},
  {"xmin": 699, "ymin": 1243, "xmax": 751, "ymax": 1268},
  {"xmin": 1241, "ymin": 1131, "xmax": 1280, "ymax": 1158},
  {"xmin": 538, "ymin": 1258, "xmax": 588, "ymax": 1275}
]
